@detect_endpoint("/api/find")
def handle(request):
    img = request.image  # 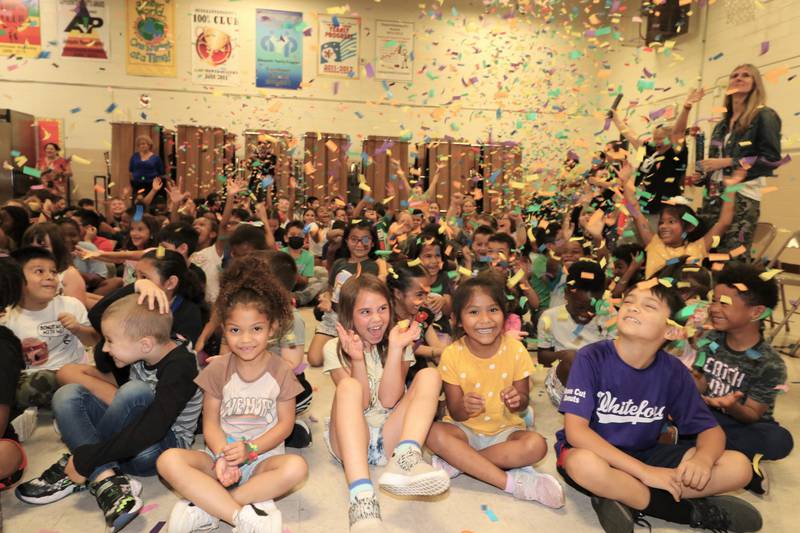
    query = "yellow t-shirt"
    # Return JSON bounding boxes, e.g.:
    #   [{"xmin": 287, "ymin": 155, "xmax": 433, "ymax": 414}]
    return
[
  {"xmin": 645, "ymin": 235, "xmax": 707, "ymax": 279},
  {"xmin": 438, "ymin": 335, "xmax": 534, "ymax": 435}
]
